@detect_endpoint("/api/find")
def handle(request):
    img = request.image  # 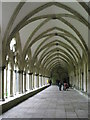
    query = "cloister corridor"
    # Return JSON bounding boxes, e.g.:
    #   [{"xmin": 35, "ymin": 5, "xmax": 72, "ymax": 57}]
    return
[{"xmin": 0, "ymin": 0, "xmax": 90, "ymax": 119}]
